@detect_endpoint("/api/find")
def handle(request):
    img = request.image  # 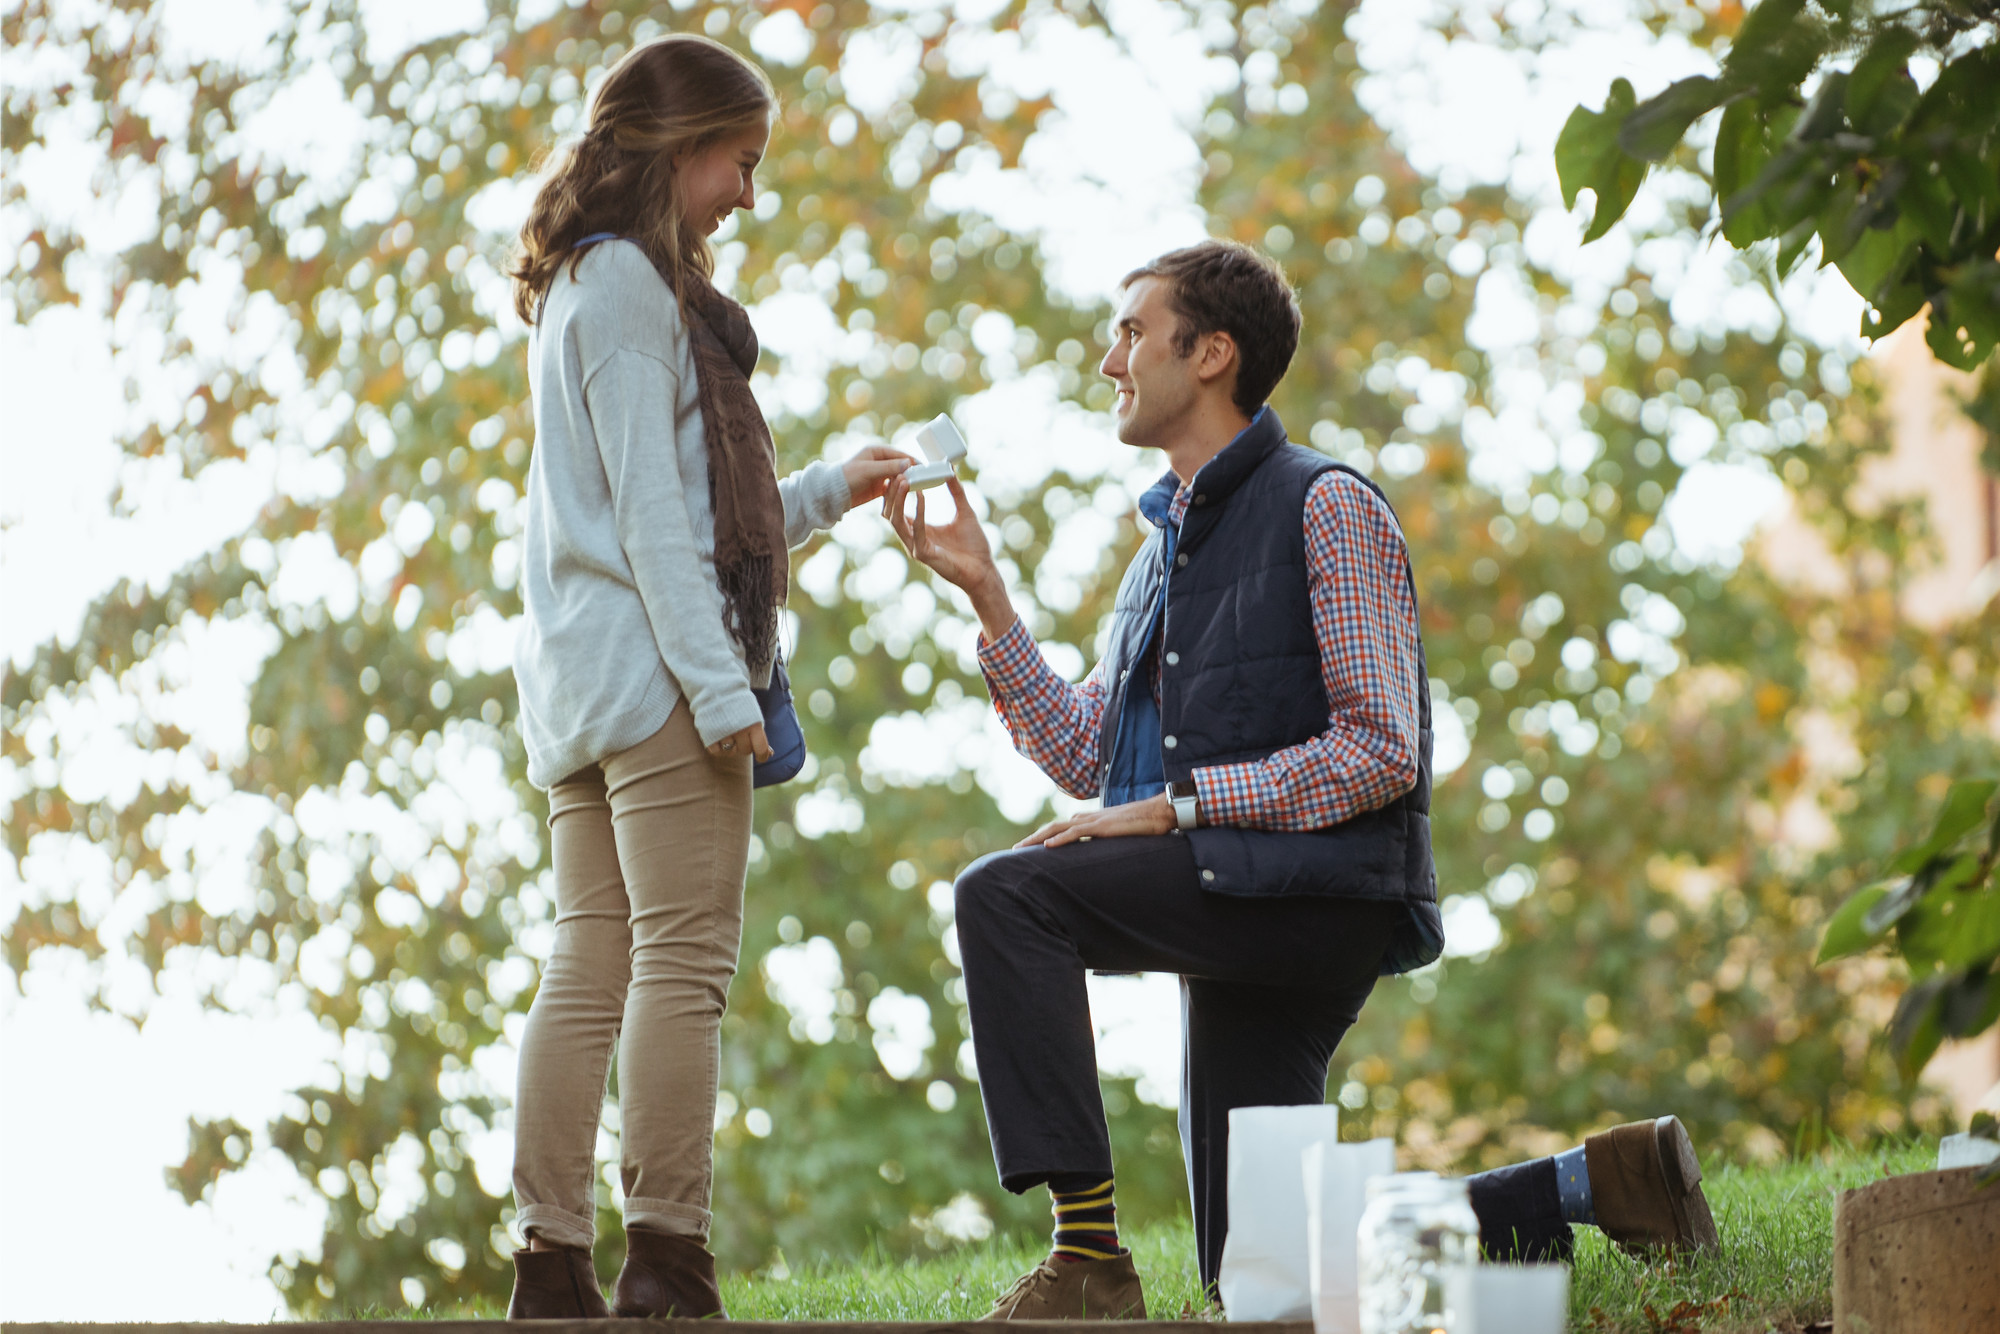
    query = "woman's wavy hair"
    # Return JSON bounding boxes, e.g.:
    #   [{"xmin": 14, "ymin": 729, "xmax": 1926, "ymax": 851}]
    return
[{"xmin": 511, "ymin": 35, "xmax": 774, "ymax": 325}]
